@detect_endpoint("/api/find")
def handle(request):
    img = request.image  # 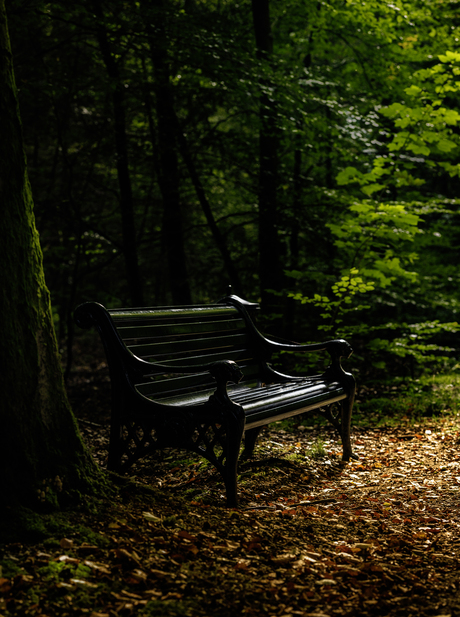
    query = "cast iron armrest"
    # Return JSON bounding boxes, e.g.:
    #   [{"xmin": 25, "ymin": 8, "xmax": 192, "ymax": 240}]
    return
[
  {"xmin": 122, "ymin": 355, "xmax": 245, "ymax": 410},
  {"xmin": 262, "ymin": 337, "xmax": 353, "ymax": 361},
  {"xmin": 223, "ymin": 295, "xmax": 352, "ymax": 362},
  {"xmin": 126, "ymin": 358, "xmax": 244, "ymax": 411},
  {"xmin": 258, "ymin": 337, "xmax": 353, "ymax": 385},
  {"xmin": 126, "ymin": 354, "xmax": 244, "ymax": 383}
]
